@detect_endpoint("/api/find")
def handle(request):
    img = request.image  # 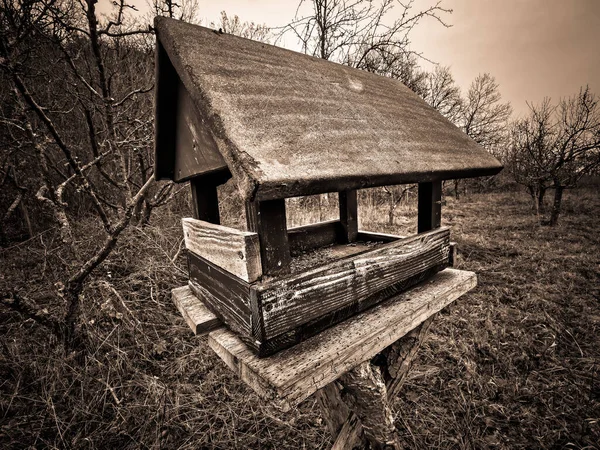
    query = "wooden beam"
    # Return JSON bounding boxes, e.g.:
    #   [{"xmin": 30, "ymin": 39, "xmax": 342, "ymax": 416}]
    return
[
  {"xmin": 183, "ymin": 218, "xmax": 262, "ymax": 282},
  {"xmin": 287, "ymin": 220, "xmax": 342, "ymax": 255},
  {"xmin": 356, "ymin": 230, "xmax": 402, "ymax": 243},
  {"xmin": 245, "ymin": 199, "xmax": 291, "ymax": 276},
  {"xmin": 206, "ymin": 269, "xmax": 477, "ymax": 411},
  {"xmin": 190, "ymin": 178, "xmax": 220, "ymax": 224},
  {"xmin": 339, "ymin": 190, "xmax": 358, "ymax": 243},
  {"xmin": 418, "ymin": 180, "xmax": 442, "ymax": 232},
  {"xmin": 171, "ymin": 286, "xmax": 221, "ymax": 335}
]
